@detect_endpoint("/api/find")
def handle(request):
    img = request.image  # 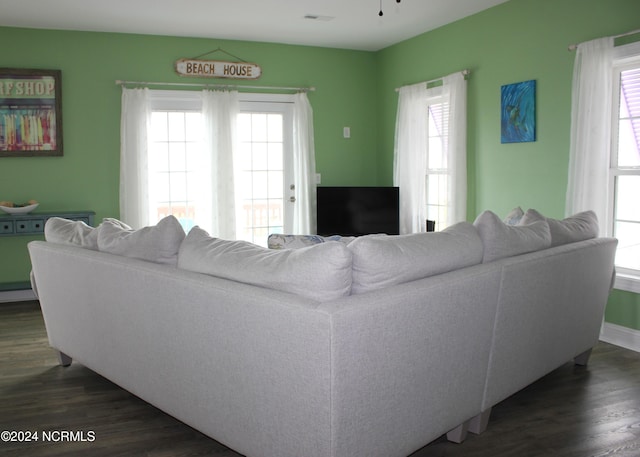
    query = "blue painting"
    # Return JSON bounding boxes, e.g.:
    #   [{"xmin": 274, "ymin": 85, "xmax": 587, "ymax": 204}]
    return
[{"xmin": 501, "ymin": 80, "xmax": 536, "ymax": 143}]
